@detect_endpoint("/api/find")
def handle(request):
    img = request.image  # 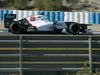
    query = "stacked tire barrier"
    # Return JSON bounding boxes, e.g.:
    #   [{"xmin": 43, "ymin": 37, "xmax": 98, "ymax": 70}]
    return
[
  {"xmin": 0, "ymin": 10, "xmax": 100, "ymax": 24},
  {"xmin": 0, "ymin": 34, "xmax": 100, "ymax": 75},
  {"xmin": 41, "ymin": 11, "xmax": 64, "ymax": 22},
  {"xmin": 64, "ymin": 12, "xmax": 89, "ymax": 24},
  {"xmin": 1, "ymin": 10, "xmax": 100, "ymax": 32}
]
